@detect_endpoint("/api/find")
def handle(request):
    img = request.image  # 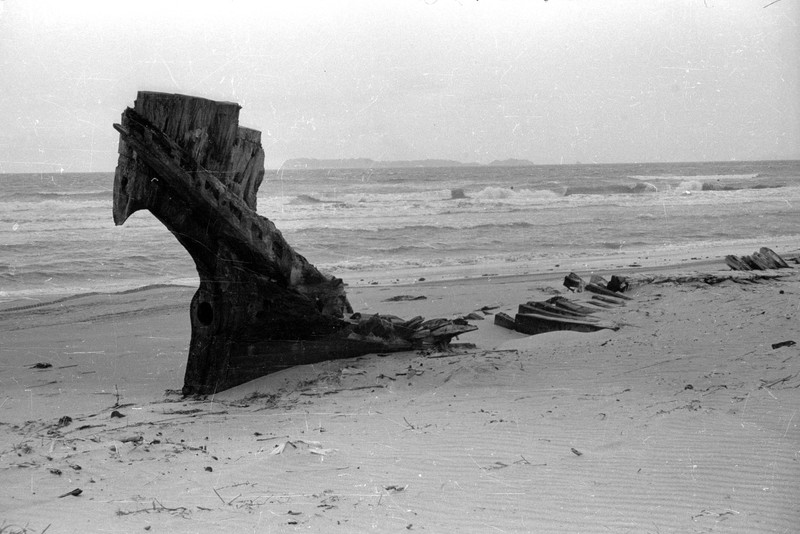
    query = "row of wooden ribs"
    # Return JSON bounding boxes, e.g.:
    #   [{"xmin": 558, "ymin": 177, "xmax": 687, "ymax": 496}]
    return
[
  {"xmin": 725, "ymin": 247, "xmax": 793, "ymax": 271},
  {"xmin": 494, "ymin": 273, "xmax": 629, "ymax": 336}
]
